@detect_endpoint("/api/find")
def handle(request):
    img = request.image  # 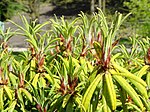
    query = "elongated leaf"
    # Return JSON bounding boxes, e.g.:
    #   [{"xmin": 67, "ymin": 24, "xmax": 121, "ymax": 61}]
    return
[
  {"xmin": 79, "ymin": 57, "xmax": 87, "ymax": 74},
  {"xmin": 43, "ymin": 72, "xmax": 54, "ymax": 84},
  {"xmin": 112, "ymin": 61, "xmax": 147, "ymax": 87},
  {"xmin": 7, "ymin": 100, "xmax": 17, "ymax": 112},
  {"xmin": 30, "ymin": 57, "xmax": 36, "ymax": 81},
  {"xmin": 147, "ymin": 72, "xmax": 150, "ymax": 97},
  {"xmin": 8, "ymin": 72, "xmax": 17, "ymax": 87},
  {"xmin": 20, "ymin": 88, "xmax": 32, "ymax": 102},
  {"xmin": 126, "ymin": 103, "xmax": 142, "ymax": 112},
  {"xmin": 44, "ymin": 38, "xmax": 60, "ymax": 51},
  {"xmin": 20, "ymin": 104, "xmax": 26, "ymax": 112},
  {"xmin": 140, "ymin": 96, "xmax": 150, "ymax": 111},
  {"xmin": 0, "ymin": 88, "xmax": 3, "ymax": 110},
  {"xmin": 4, "ymin": 85, "xmax": 12, "ymax": 100},
  {"xmin": 113, "ymin": 75, "xmax": 144, "ymax": 110},
  {"xmin": 62, "ymin": 94, "xmax": 71, "ymax": 108},
  {"xmin": 82, "ymin": 73, "xmax": 103, "ymax": 111},
  {"xmin": 102, "ymin": 80, "xmax": 111, "ymax": 112},
  {"xmin": 66, "ymin": 98, "xmax": 73, "ymax": 112},
  {"xmin": 26, "ymin": 39, "xmax": 38, "ymax": 51},
  {"xmin": 57, "ymin": 55, "xmax": 69, "ymax": 70},
  {"xmin": 116, "ymin": 83, "xmax": 128, "ymax": 112},
  {"xmin": 105, "ymin": 72, "xmax": 116, "ymax": 110},
  {"xmin": 32, "ymin": 73, "xmax": 40, "ymax": 89},
  {"xmin": 137, "ymin": 65, "xmax": 149, "ymax": 78},
  {"xmin": 38, "ymin": 77, "xmax": 46, "ymax": 88},
  {"xmin": 18, "ymin": 89, "xmax": 24, "ymax": 104},
  {"xmin": 93, "ymin": 41, "xmax": 103, "ymax": 59},
  {"xmin": 129, "ymin": 79, "xmax": 148, "ymax": 99},
  {"xmin": 34, "ymin": 21, "xmax": 50, "ymax": 33},
  {"xmin": 75, "ymin": 96, "xmax": 85, "ymax": 111},
  {"xmin": 146, "ymin": 72, "xmax": 150, "ymax": 87},
  {"xmin": 69, "ymin": 56, "xmax": 73, "ymax": 76}
]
